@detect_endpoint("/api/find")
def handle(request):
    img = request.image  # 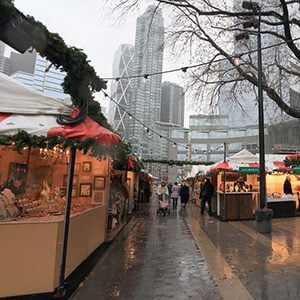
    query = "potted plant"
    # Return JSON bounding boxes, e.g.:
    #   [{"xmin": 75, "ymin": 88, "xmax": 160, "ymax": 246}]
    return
[{"xmin": 255, "ymin": 207, "xmax": 273, "ymax": 233}]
